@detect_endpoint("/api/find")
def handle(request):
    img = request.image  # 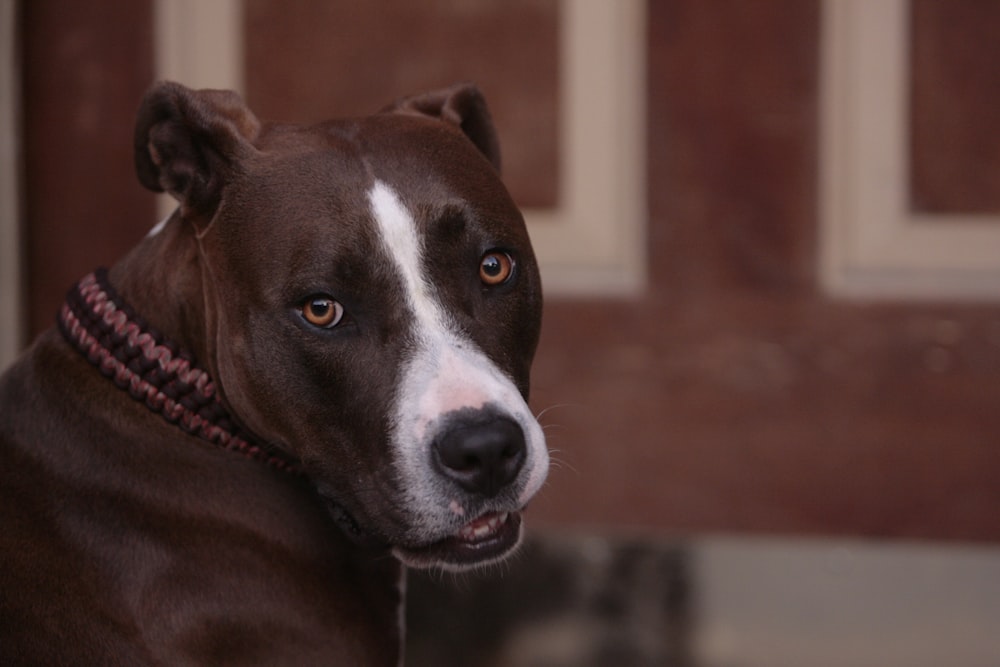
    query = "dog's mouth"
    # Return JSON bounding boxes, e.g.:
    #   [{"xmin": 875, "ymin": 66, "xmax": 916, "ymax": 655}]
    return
[
  {"xmin": 319, "ymin": 492, "xmax": 525, "ymax": 569},
  {"xmin": 392, "ymin": 510, "xmax": 523, "ymax": 571}
]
